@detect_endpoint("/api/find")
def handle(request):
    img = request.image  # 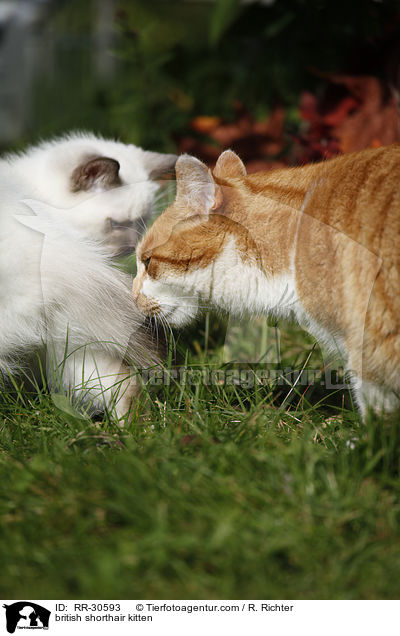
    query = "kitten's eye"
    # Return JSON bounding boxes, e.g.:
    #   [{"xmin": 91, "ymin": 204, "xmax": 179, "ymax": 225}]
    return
[
  {"xmin": 108, "ymin": 218, "xmax": 133, "ymax": 231},
  {"xmin": 109, "ymin": 218, "xmax": 119, "ymax": 230},
  {"xmin": 144, "ymin": 257, "xmax": 151, "ymax": 271}
]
